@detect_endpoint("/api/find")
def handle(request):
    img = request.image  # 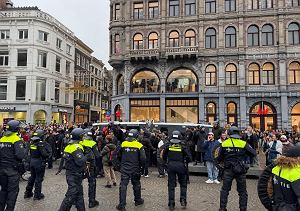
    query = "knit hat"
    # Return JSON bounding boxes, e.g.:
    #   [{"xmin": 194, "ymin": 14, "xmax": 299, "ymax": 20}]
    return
[{"xmin": 283, "ymin": 145, "xmax": 300, "ymax": 157}]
